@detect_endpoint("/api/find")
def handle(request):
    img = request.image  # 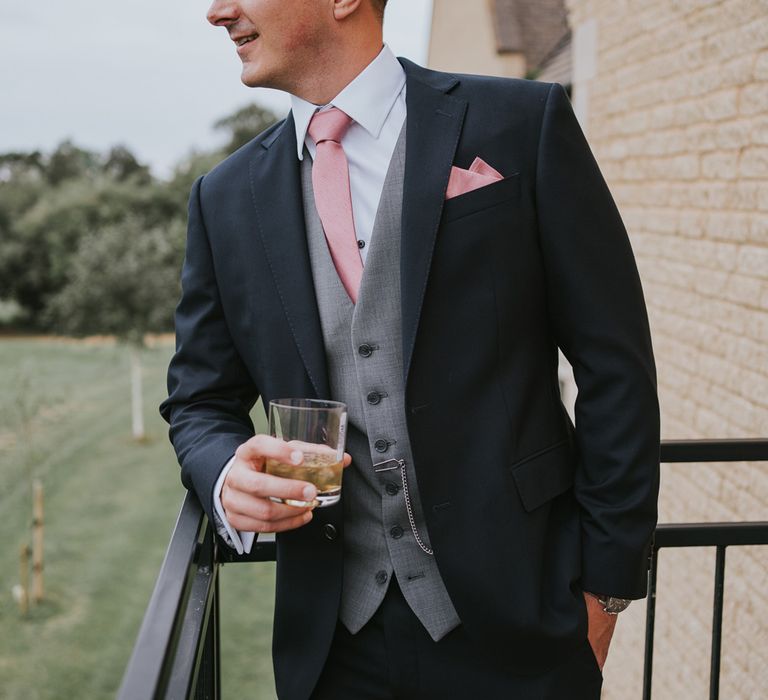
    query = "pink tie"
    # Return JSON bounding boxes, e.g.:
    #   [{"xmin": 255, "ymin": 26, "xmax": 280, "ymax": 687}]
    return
[{"xmin": 308, "ymin": 107, "xmax": 363, "ymax": 303}]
